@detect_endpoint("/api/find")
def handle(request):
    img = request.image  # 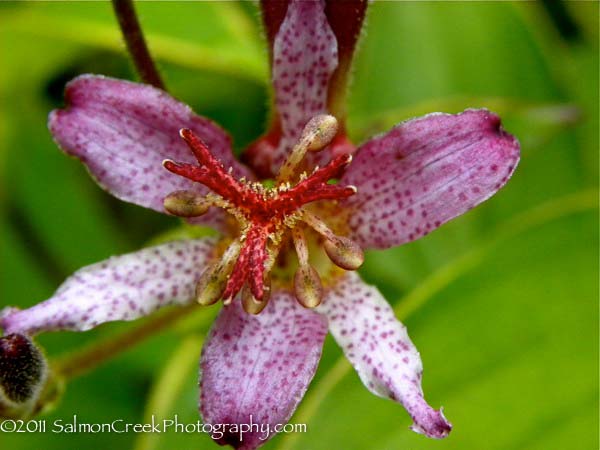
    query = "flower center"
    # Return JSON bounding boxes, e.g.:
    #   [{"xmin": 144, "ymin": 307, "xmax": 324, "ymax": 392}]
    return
[{"xmin": 162, "ymin": 115, "xmax": 363, "ymax": 313}]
